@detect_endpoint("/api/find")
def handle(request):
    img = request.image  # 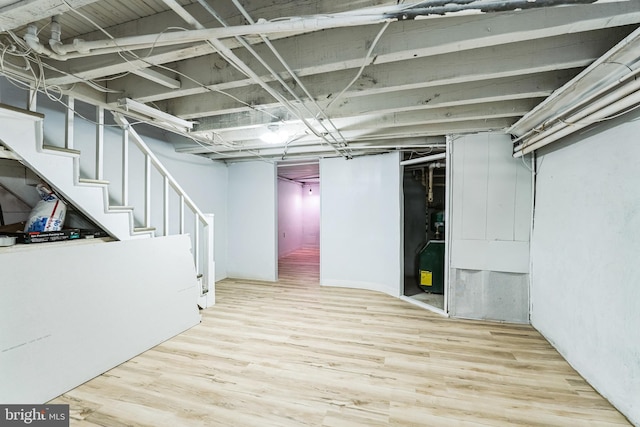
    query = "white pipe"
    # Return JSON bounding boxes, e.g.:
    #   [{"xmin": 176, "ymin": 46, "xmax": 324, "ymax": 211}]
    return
[
  {"xmin": 25, "ymin": 13, "xmax": 393, "ymax": 61},
  {"xmin": 512, "ymin": 64, "xmax": 640, "ymax": 147},
  {"xmin": 23, "ymin": 25, "xmax": 66, "ymax": 61},
  {"xmin": 514, "ymin": 80, "xmax": 640, "ymax": 157},
  {"xmin": 427, "ymin": 162, "xmax": 444, "ymax": 202},
  {"xmin": 510, "ymin": 26, "xmax": 640, "ymax": 139},
  {"xmin": 48, "ymin": 15, "xmax": 70, "ymax": 55},
  {"xmin": 400, "ymin": 152, "xmax": 446, "ymax": 166},
  {"xmin": 514, "ymin": 84, "xmax": 640, "ymax": 157}
]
